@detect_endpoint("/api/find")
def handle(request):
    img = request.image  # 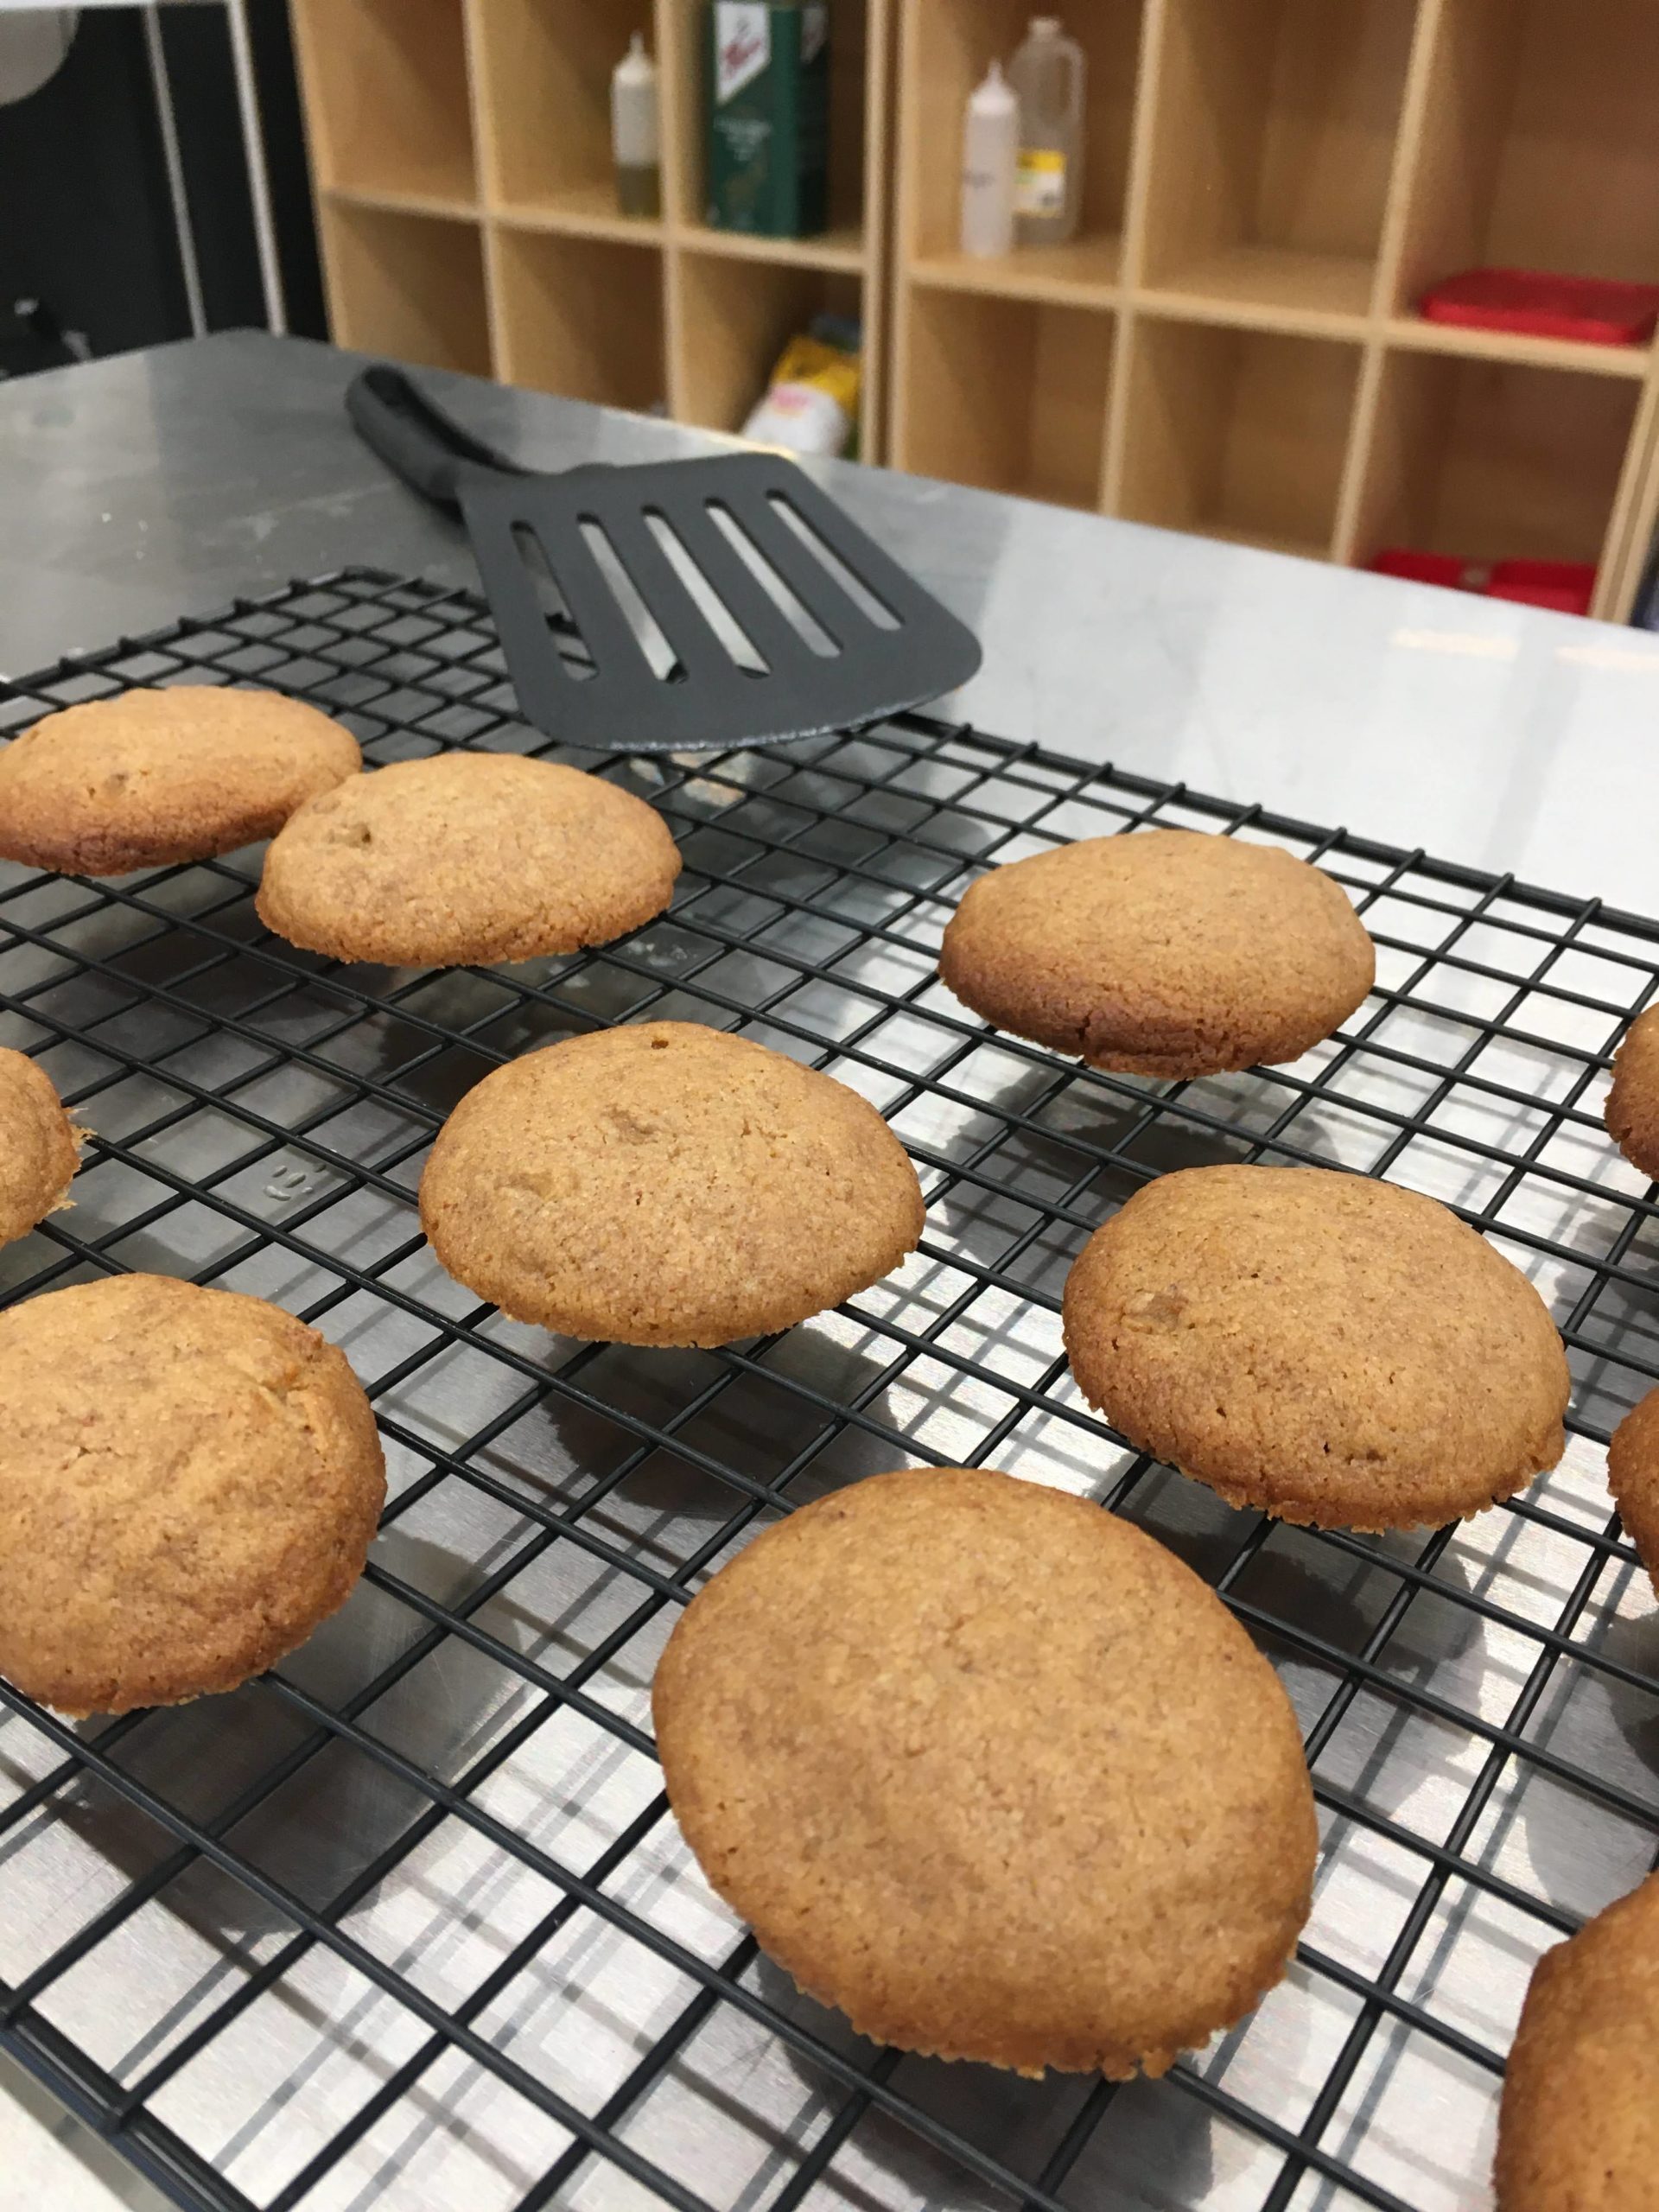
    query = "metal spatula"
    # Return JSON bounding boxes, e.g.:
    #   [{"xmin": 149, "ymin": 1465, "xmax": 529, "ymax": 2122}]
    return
[{"xmin": 346, "ymin": 365, "xmax": 982, "ymax": 754}]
